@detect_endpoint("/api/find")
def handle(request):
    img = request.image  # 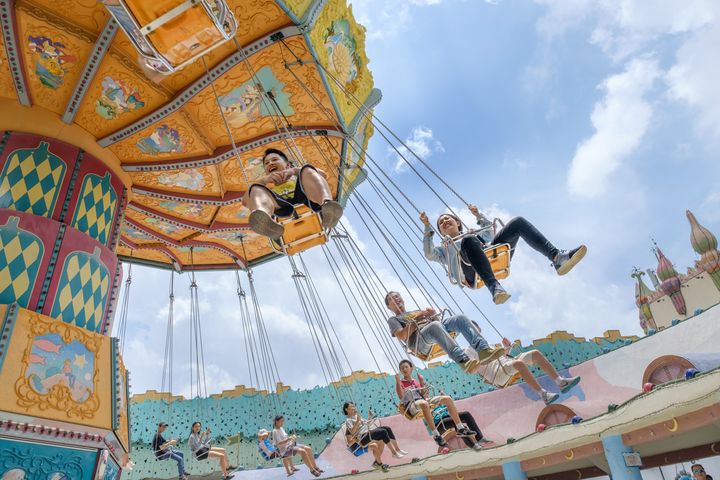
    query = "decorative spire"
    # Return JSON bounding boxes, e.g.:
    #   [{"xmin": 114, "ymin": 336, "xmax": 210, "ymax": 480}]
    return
[
  {"xmin": 687, "ymin": 210, "xmax": 720, "ymax": 291},
  {"xmin": 654, "ymin": 247, "xmax": 687, "ymax": 316},
  {"xmin": 632, "ymin": 268, "xmax": 656, "ymax": 333}
]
